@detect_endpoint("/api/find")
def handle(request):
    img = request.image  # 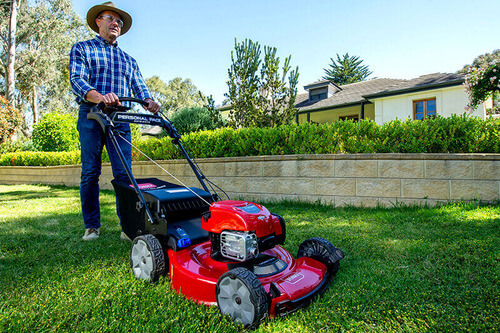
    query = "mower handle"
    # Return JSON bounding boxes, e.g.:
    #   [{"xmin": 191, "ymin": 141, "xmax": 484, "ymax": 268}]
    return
[{"xmin": 118, "ymin": 97, "xmax": 149, "ymax": 108}]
